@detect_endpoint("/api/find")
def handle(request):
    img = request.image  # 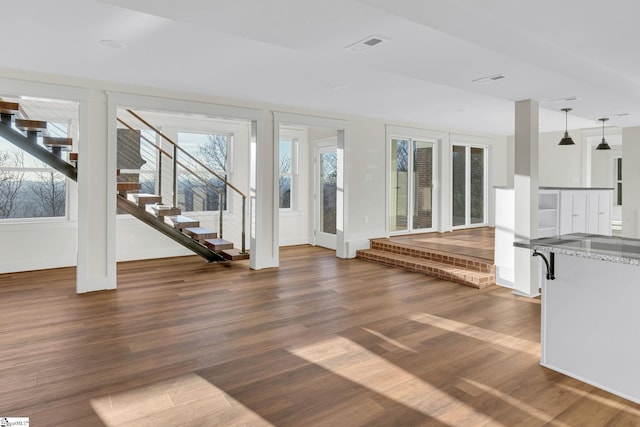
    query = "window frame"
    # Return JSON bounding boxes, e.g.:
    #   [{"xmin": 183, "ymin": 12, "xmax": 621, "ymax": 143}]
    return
[{"xmin": 278, "ymin": 137, "xmax": 298, "ymax": 211}]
